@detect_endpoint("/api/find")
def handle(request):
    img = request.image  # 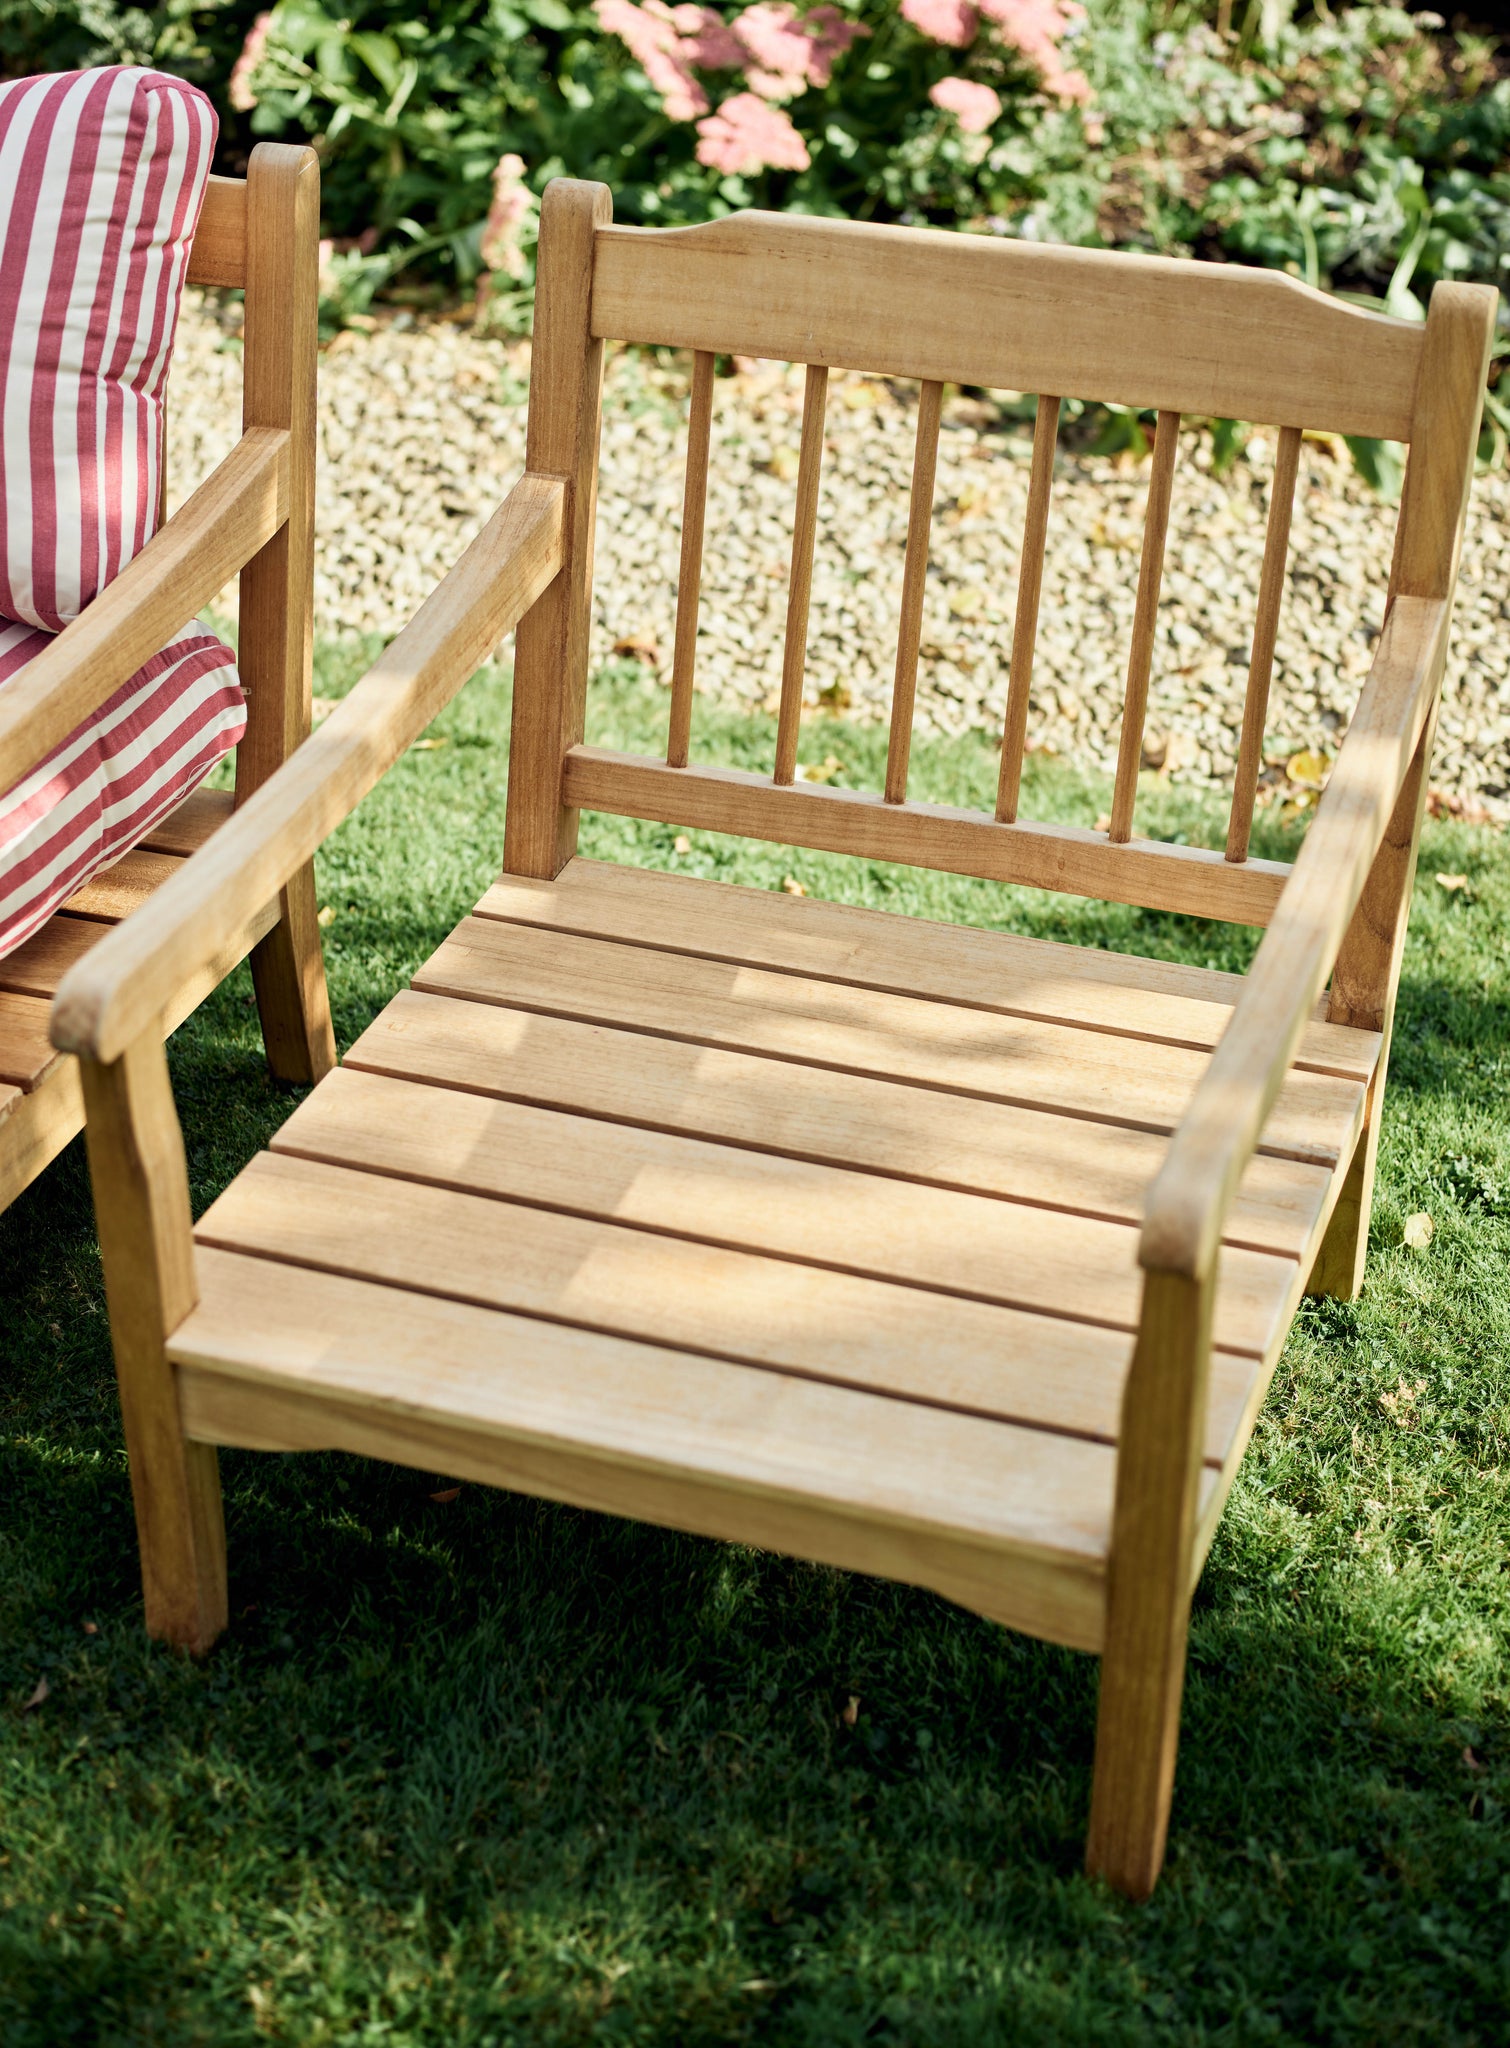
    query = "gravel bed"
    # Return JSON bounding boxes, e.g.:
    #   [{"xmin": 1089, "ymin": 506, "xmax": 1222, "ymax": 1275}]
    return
[{"xmin": 169, "ymin": 291, "xmax": 1510, "ymax": 819}]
